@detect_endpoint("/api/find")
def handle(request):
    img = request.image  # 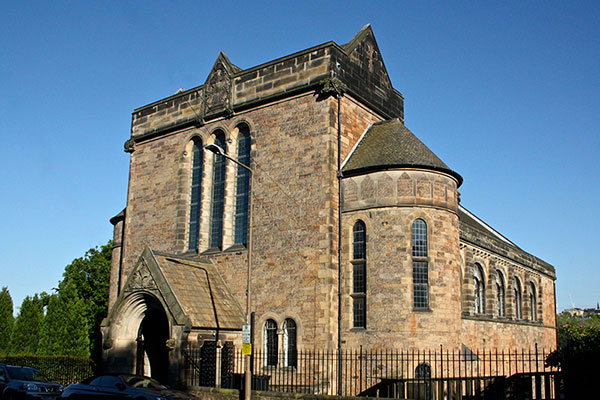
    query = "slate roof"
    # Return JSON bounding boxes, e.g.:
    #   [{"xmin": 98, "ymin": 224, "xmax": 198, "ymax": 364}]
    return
[
  {"xmin": 152, "ymin": 252, "xmax": 245, "ymax": 330},
  {"xmin": 341, "ymin": 118, "xmax": 463, "ymax": 186},
  {"xmin": 458, "ymin": 206, "xmax": 515, "ymax": 247},
  {"xmin": 458, "ymin": 206, "xmax": 556, "ymax": 277}
]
